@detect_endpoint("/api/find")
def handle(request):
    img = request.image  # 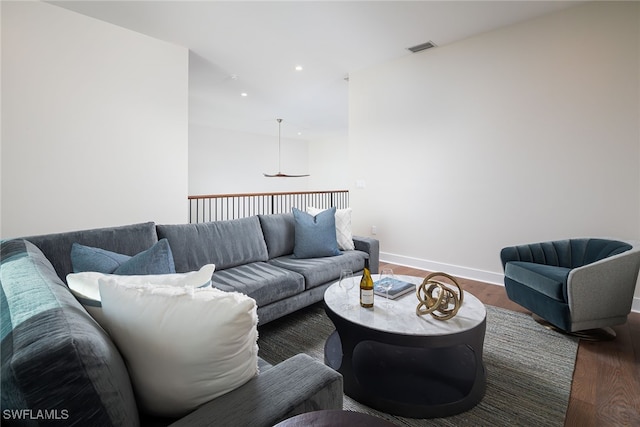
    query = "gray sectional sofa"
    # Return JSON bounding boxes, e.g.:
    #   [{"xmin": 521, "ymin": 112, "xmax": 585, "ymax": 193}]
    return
[
  {"xmin": 157, "ymin": 213, "xmax": 379, "ymax": 324},
  {"xmin": 1, "ymin": 213, "xmax": 379, "ymax": 426}
]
